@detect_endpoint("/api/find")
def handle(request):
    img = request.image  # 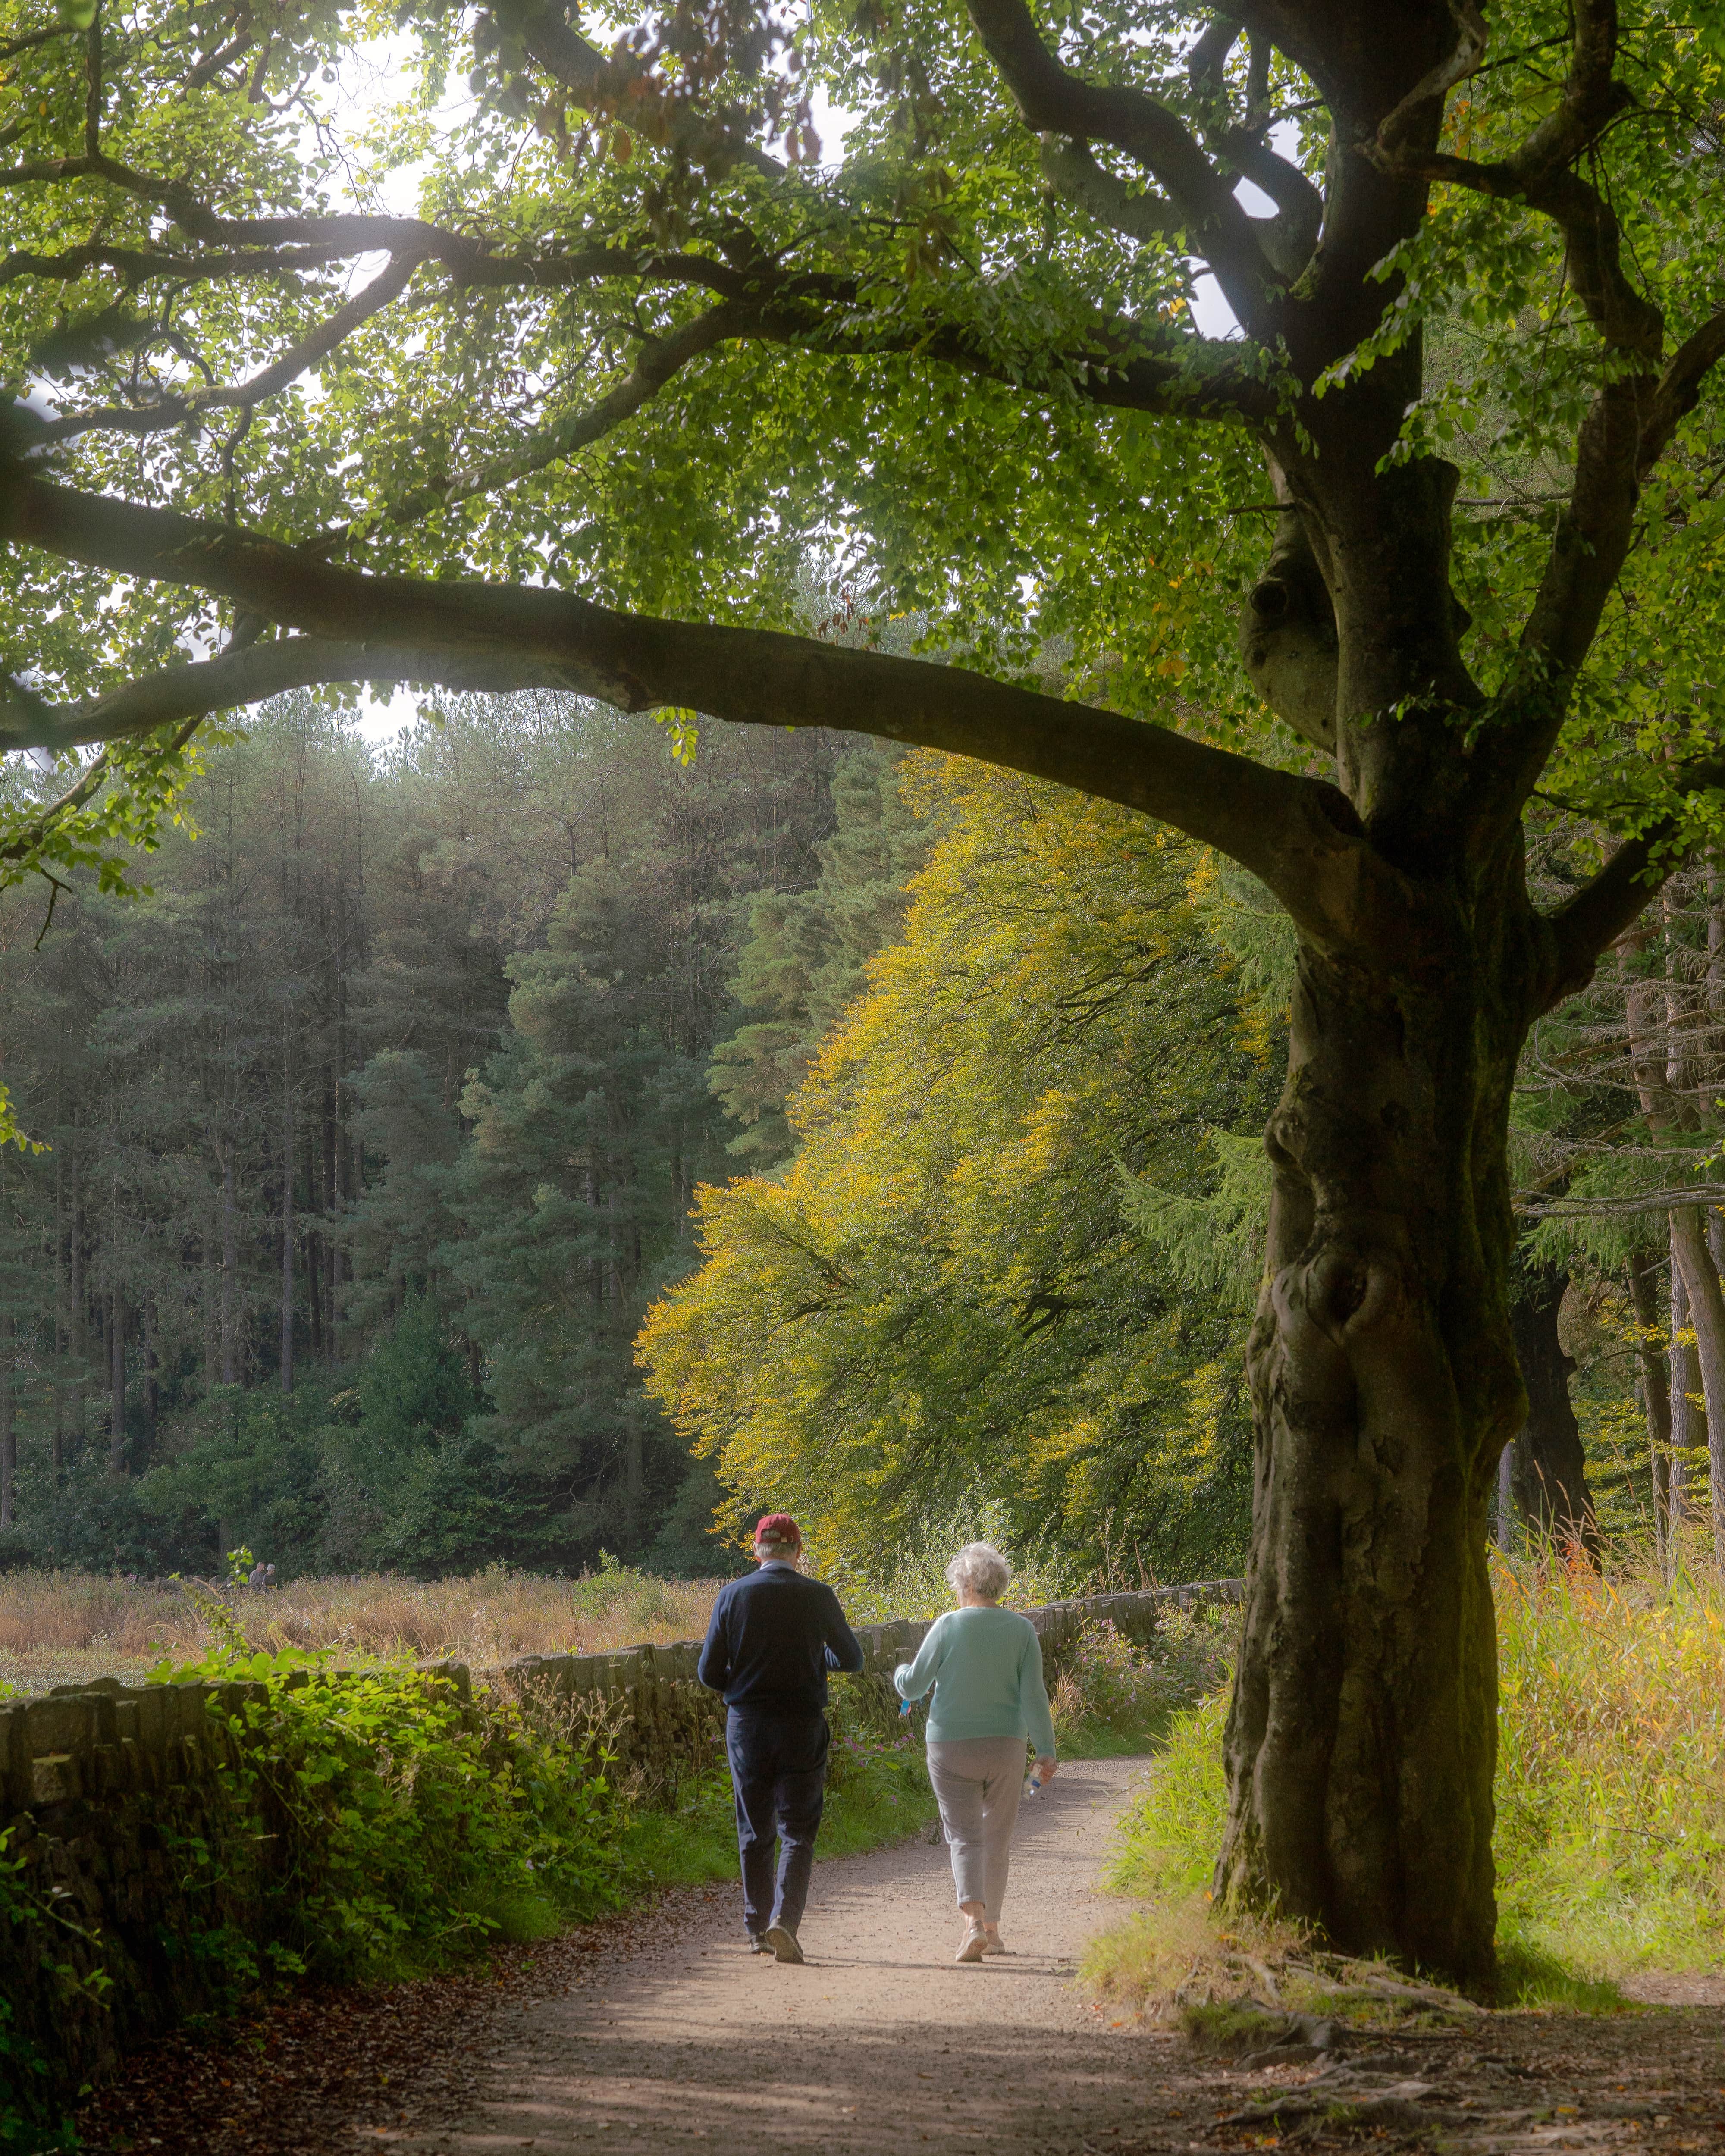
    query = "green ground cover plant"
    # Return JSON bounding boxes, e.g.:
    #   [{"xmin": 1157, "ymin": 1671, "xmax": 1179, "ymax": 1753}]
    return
[{"xmin": 1085, "ymin": 1558, "xmax": 1725, "ymax": 2013}]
